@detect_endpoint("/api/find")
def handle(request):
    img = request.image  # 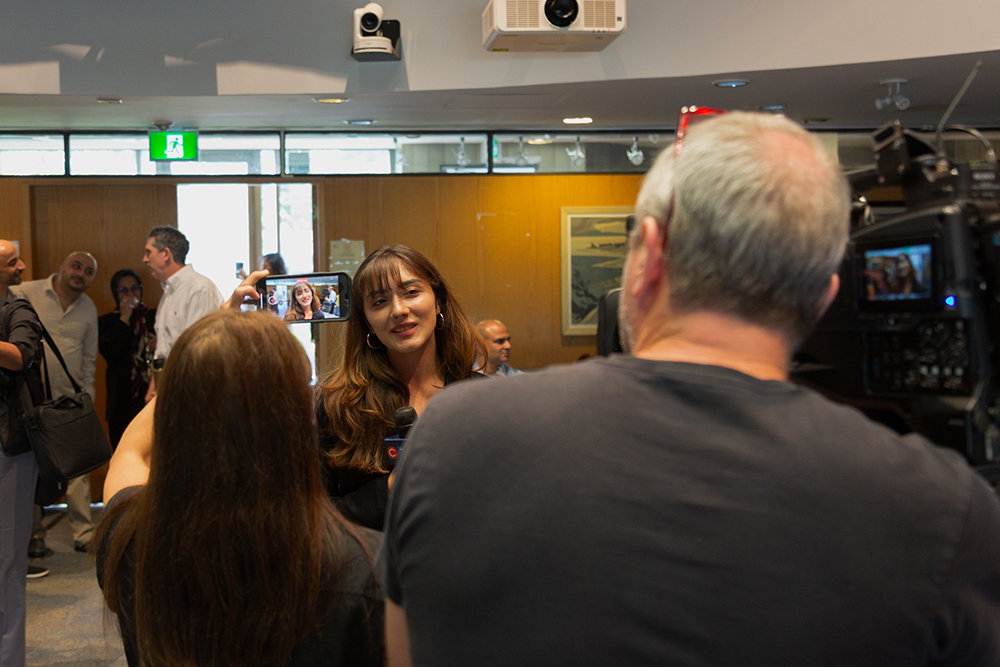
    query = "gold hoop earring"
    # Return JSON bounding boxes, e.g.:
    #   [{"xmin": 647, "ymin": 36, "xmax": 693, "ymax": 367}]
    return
[
  {"xmin": 366, "ymin": 332, "xmax": 383, "ymax": 349},
  {"xmin": 436, "ymin": 312, "xmax": 445, "ymax": 330}
]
